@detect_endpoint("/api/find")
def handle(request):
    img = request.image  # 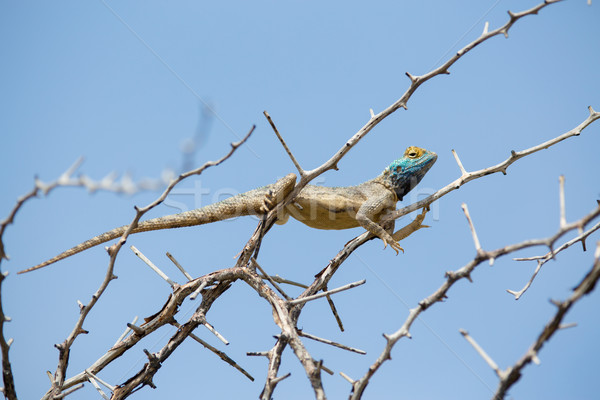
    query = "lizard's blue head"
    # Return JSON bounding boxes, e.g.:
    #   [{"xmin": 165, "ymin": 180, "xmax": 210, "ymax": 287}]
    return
[{"xmin": 382, "ymin": 146, "xmax": 437, "ymax": 200}]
